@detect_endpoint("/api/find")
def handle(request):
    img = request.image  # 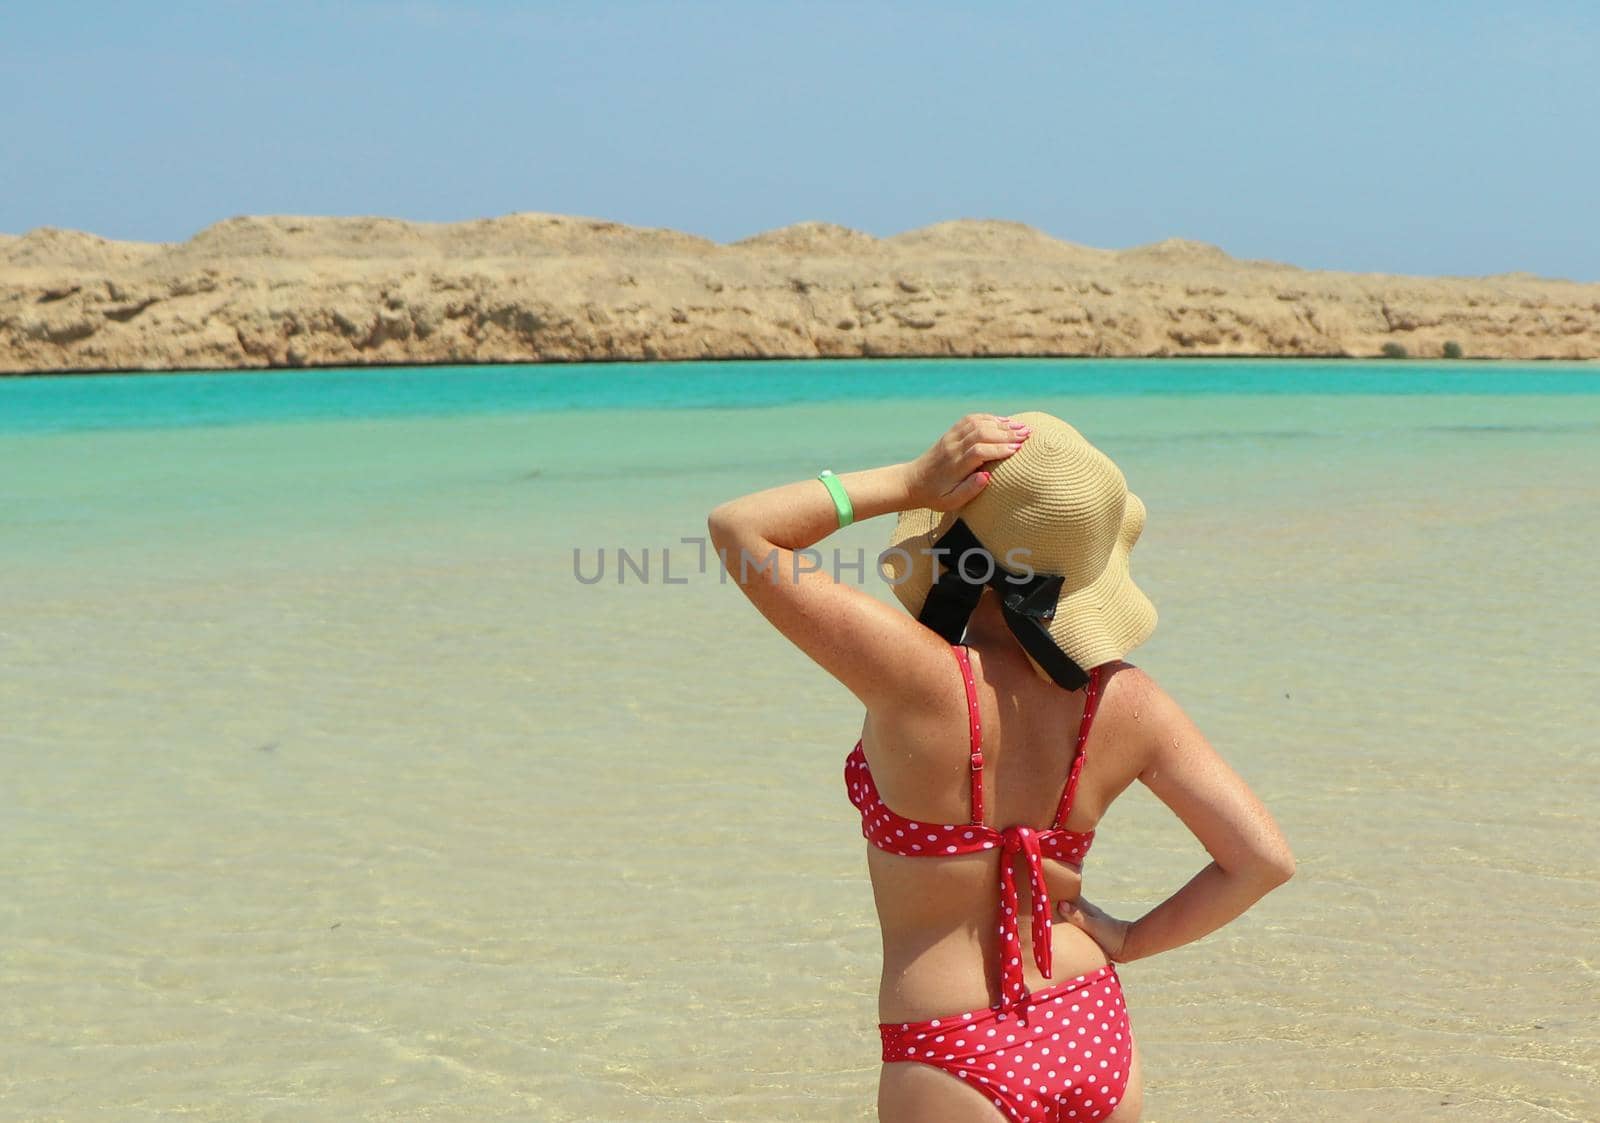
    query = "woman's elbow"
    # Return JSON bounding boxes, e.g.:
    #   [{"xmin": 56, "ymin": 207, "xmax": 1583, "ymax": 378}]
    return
[
  {"xmin": 1225, "ymin": 839, "xmax": 1294, "ymax": 892},
  {"xmin": 707, "ymin": 504, "xmax": 736, "ymax": 548},
  {"xmin": 1251, "ymin": 845, "xmax": 1296, "ymax": 890},
  {"xmin": 1264, "ymin": 850, "xmax": 1296, "ymax": 888}
]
